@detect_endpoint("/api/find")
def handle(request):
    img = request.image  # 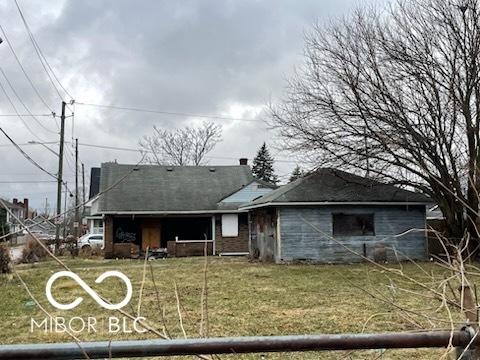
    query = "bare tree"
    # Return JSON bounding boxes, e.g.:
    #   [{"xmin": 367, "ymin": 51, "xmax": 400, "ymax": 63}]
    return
[
  {"xmin": 139, "ymin": 122, "xmax": 222, "ymax": 166},
  {"xmin": 271, "ymin": 0, "xmax": 480, "ymax": 244}
]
